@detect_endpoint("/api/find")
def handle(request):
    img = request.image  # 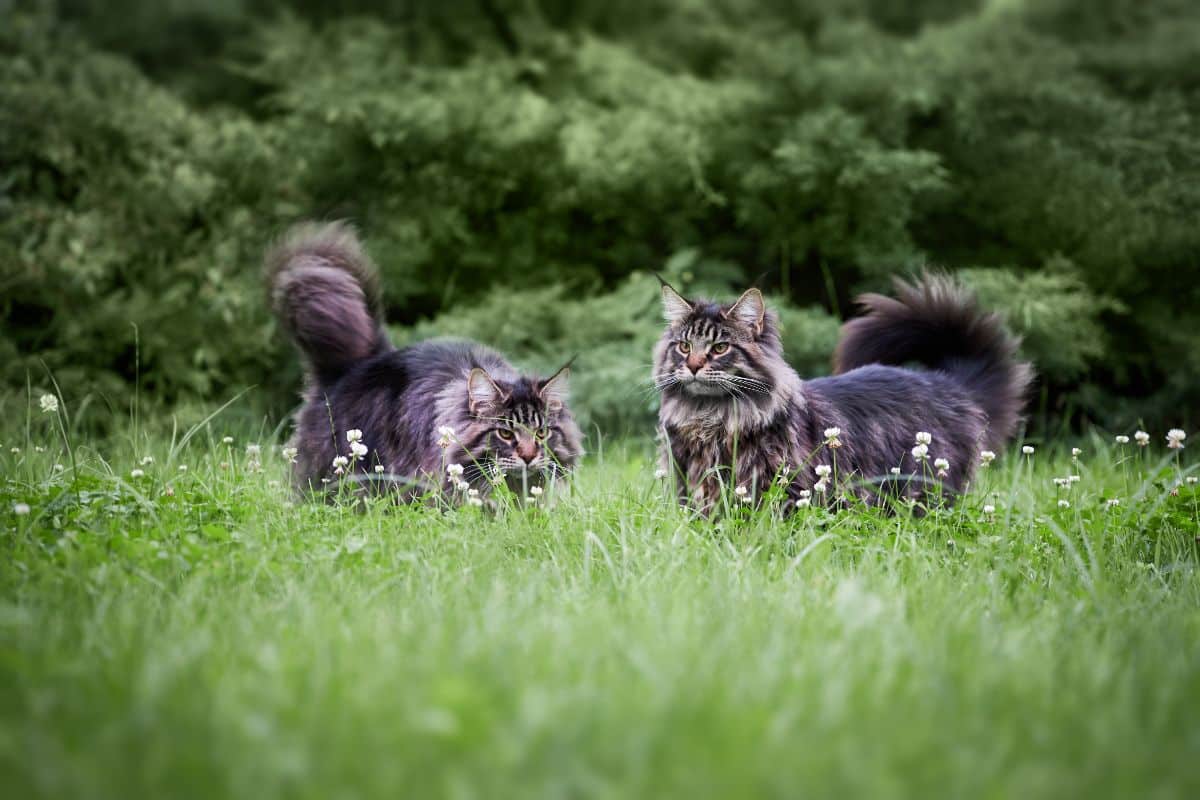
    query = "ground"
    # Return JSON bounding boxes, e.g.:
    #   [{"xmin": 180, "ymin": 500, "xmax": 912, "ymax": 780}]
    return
[{"xmin": 2, "ymin": 409, "xmax": 1199, "ymax": 798}]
